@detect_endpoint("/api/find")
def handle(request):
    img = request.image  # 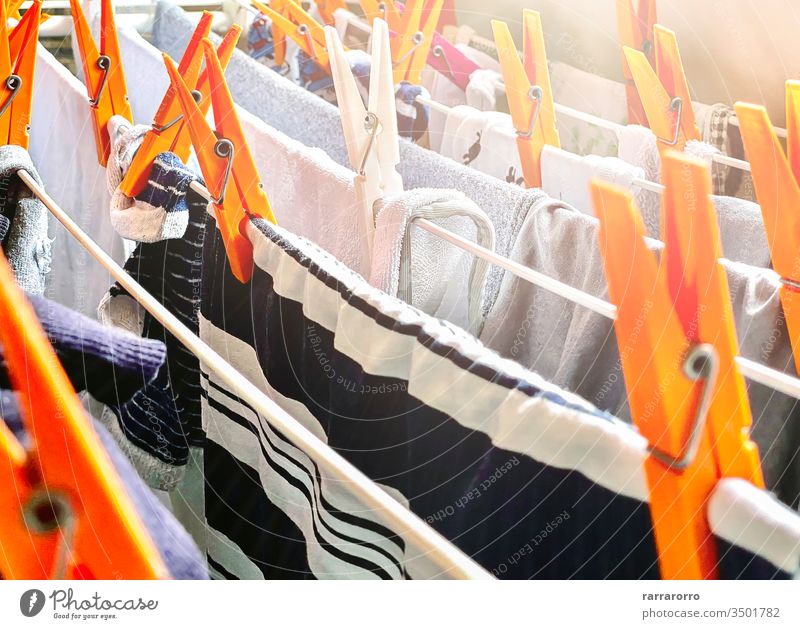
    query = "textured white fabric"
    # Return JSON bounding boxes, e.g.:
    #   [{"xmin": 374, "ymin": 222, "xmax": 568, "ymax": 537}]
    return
[
  {"xmin": 30, "ymin": 43, "xmax": 126, "ymax": 316},
  {"xmin": 464, "ymin": 68, "xmax": 504, "ymax": 111},
  {"xmin": 540, "ymin": 145, "xmax": 645, "ymax": 216},
  {"xmin": 549, "ymin": 60, "xmax": 628, "ymax": 158},
  {"xmin": 616, "ymin": 125, "xmax": 770, "ymax": 267},
  {"xmin": 371, "ymin": 189, "xmax": 495, "ymax": 335}
]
